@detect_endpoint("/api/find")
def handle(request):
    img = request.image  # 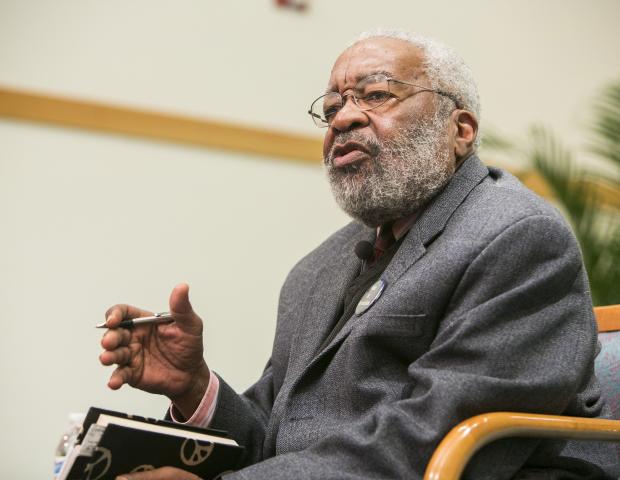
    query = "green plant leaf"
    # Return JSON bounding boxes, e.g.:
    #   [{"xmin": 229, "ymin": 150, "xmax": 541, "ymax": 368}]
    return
[{"xmin": 485, "ymin": 78, "xmax": 620, "ymax": 304}]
